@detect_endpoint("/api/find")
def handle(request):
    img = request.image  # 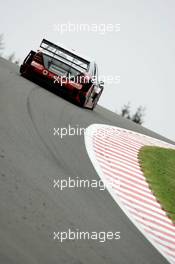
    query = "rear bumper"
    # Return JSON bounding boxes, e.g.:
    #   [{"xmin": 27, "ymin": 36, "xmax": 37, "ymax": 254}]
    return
[{"xmin": 20, "ymin": 63, "xmax": 83, "ymax": 99}]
